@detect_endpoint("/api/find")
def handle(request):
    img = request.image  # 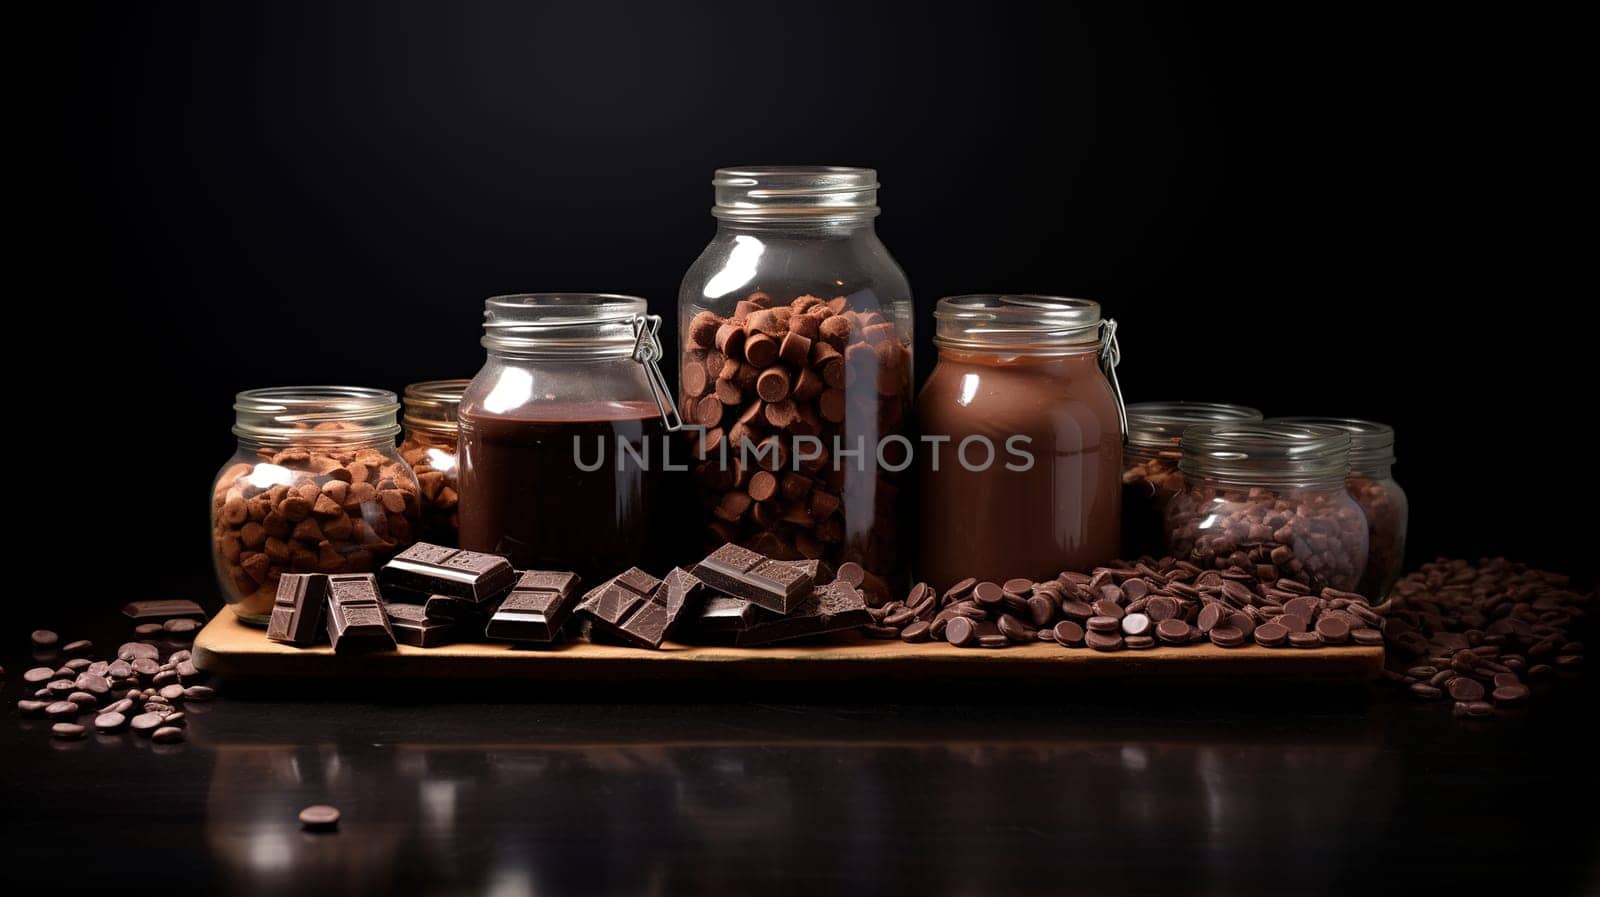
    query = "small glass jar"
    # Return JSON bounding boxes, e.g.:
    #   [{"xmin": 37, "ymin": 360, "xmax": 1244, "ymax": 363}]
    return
[
  {"xmin": 1276, "ymin": 417, "xmax": 1407, "ymax": 598},
  {"xmin": 399, "ymin": 379, "xmax": 469, "ymax": 546},
  {"xmin": 917, "ymin": 296, "xmax": 1126, "ymax": 592},
  {"xmin": 1122, "ymin": 401, "xmax": 1263, "ymax": 559},
  {"xmin": 677, "ymin": 166, "xmax": 913, "ymax": 599},
  {"xmin": 1165, "ymin": 422, "xmax": 1369, "ymax": 593},
  {"xmin": 458, "ymin": 294, "xmax": 683, "ymax": 583},
  {"xmin": 212, "ymin": 387, "xmax": 422, "ymax": 625}
]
